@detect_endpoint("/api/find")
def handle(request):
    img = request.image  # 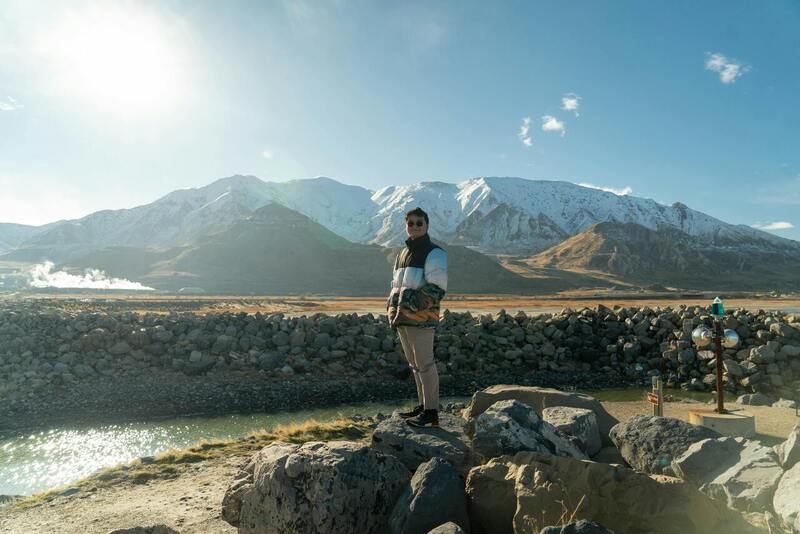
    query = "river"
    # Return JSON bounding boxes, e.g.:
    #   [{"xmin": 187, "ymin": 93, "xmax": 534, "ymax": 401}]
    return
[{"xmin": 0, "ymin": 397, "xmax": 470, "ymax": 496}]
